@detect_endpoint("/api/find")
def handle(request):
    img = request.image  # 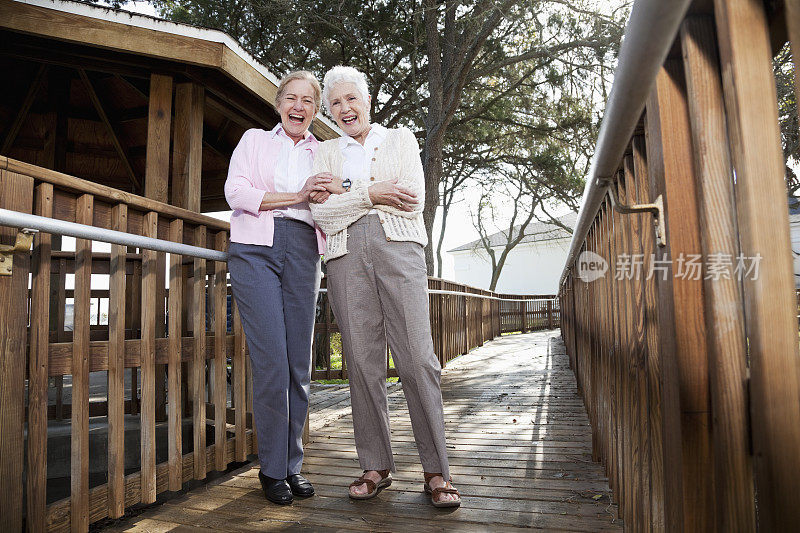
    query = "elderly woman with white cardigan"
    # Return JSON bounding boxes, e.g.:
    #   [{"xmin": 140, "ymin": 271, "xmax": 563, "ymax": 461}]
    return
[{"xmin": 309, "ymin": 66, "xmax": 460, "ymax": 508}]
